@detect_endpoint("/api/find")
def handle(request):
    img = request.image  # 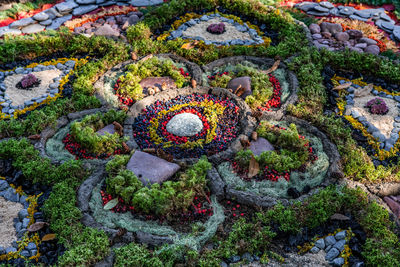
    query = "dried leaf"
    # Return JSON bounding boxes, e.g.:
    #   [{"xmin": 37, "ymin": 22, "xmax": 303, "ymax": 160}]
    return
[
  {"xmin": 248, "ymin": 156, "xmax": 260, "ymax": 178},
  {"xmin": 104, "ymin": 198, "xmax": 119, "ymax": 210},
  {"xmin": 191, "ymin": 79, "xmax": 197, "ymax": 89},
  {"xmin": 122, "ymin": 142, "xmax": 130, "ymax": 153},
  {"xmin": 113, "ymin": 121, "xmax": 123, "ymax": 136},
  {"xmin": 333, "ymin": 82, "xmax": 352, "ymax": 91},
  {"xmin": 251, "ymin": 131, "xmax": 258, "ymax": 141},
  {"xmin": 28, "ymin": 134, "xmax": 41, "ymax": 140},
  {"xmin": 263, "ymin": 59, "xmax": 280, "ymax": 74},
  {"xmin": 143, "ymin": 148, "xmax": 156, "ymax": 154},
  {"xmin": 28, "ymin": 222, "xmax": 49, "ymax": 232},
  {"xmin": 131, "ymin": 52, "xmax": 138, "ymax": 61},
  {"xmin": 354, "ymin": 84, "xmax": 373, "ymax": 97},
  {"xmin": 181, "ymin": 41, "xmax": 198, "ymax": 50},
  {"xmin": 157, "ymin": 149, "xmax": 174, "ymax": 162},
  {"xmin": 139, "ymin": 54, "xmax": 153, "ymax": 62},
  {"xmin": 240, "ymin": 138, "xmax": 250, "ymax": 148},
  {"xmin": 42, "ymin": 233, "xmax": 56, "ymax": 242},
  {"xmin": 234, "ymin": 85, "xmax": 245, "ymax": 97}
]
